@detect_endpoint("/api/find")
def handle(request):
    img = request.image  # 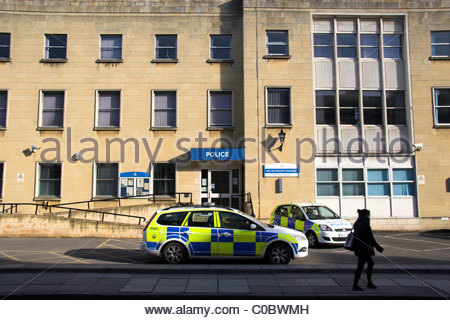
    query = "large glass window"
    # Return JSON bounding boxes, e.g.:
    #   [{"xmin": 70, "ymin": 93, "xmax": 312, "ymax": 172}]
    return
[
  {"xmin": 153, "ymin": 163, "xmax": 176, "ymax": 196},
  {"xmin": 314, "ymin": 33, "xmax": 333, "ymax": 58},
  {"xmin": 433, "ymin": 88, "xmax": 450, "ymax": 125},
  {"xmin": 153, "ymin": 91, "xmax": 176, "ymax": 128},
  {"xmin": 431, "ymin": 31, "xmax": 450, "ymax": 58},
  {"xmin": 100, "ymin": 35, "xmax": 122, "ymax": 60},
  {"xmin": 38, "ymin": 163, "xmax": 62, "ymax": 198},
  {"xmin": 97, "ymin": 91, "xmax": 120, "ymax": 128},
  {"xmin": 316, "ymin": 169, "xmax": 339, "ymax": 196},
  {"xmin": 360, "ymin": 34, "xmax": 379, "ymax": 59},
  {"xmin": 393, "ymin": 168, "xmax": 414, "ymax": 196},
  {"xmin": 386, "ymin": 91, "xmax": 406, "ymax": 125},
  {"xmin": 95, "ymin": 163, "xmax": 118, "ymax": 197},
  {"xmin": 266, "ymin": 31, "xmax": 289, "ymax": 55},
  {"xmin": 0, "ymin": 33, "xmax": 10, "ymax": 59},
  {"xmin": 315, "ymin": 91, "xmax": 336, "ymax": 125},
  {"xmin": 342, "ymin": 169, "xmax": 364, "ymax": 196},
  {"xmin": 210, "ymin": 35, "xmax": 232, "ymax": 60},
  {"xmin": 363, "ymin": 91, "xmax": 382, "ymax": 125},
  {"xmin": 266, "ymin": 88, "xmax": 291, "ymax": 125},
  {"xmin": 45, "ymin": 34, "xmax": 67, "ymax": 59},
  {"xmin": 339, "ymin": 90, "xmax": 359, "ymax": 125},
  {"xmin": 40, "ymin": 91, "xmax": 64, "ymax": 128},
  {"xmin": 0, "ymin": 91, "xmax": 7, "ymax": 128},
  {"xmin": 156, "ymin": 35, "xmax": 177, "ymax": 60},
  {"xmin": 367, "ymin": 169, "xmax": 390, "ymax": 196},
  {"xmin": 209, "ymin": 91, "xmax": 232, "ymax": 127}
]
